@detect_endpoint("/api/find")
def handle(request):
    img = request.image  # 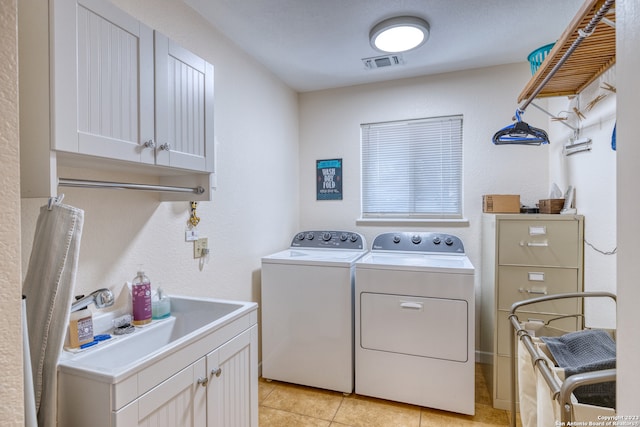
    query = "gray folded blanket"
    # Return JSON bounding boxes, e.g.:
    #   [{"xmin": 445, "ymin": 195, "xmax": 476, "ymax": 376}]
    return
[{"xmin": 541, "ymin": 329, "xmax": 616, "ymax": 409}]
